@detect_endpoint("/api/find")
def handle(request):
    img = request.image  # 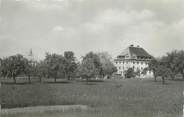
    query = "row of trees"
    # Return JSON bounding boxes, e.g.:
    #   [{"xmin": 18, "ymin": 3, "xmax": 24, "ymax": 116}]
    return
[
  {"xmin": 0, "ymin": 51, "xmax": 117, "ymax": 83},
  {"xmin": 146, "ymin": 50, "xmax": 184, "ymax": 84}
]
